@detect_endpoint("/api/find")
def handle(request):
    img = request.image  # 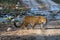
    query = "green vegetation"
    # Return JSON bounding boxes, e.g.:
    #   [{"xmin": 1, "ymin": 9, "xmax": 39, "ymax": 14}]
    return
[
  {"xmin": 52, "ymin": 0, "xmax": 60, "ymax": 4},
  {"xmin": 0, "ymin": 0, "xmax": 30, "ymax": 13},
  {"xmin": 0, "ymin": 0, "xmax": 18, "ymax": 9},
  {"xmin": 0, "ymin": 0, "xmax": 18, "ymax": 4},
  {"xmin": 3, "ymin": 8, "xmax": 11, "ymax": 13}
]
